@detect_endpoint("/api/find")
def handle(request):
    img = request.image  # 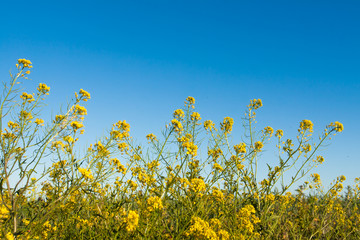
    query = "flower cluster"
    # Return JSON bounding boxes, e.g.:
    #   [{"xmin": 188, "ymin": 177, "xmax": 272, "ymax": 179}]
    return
[
  {"xmin": 123, "ymin": 211, "xmax": 139, "ymax": 232},
  {"xmin": 17, "ymin": 58, "xmax": 32, "ymax": 69},
  {"xmin": 234, "ymin": 143, "xmax": 246, "ymax": 154},
  {"xmin": 146, "ymin": 196, "xmax": 163, "ymax": 212},
  {"xmin": 329, "ymin": 121, "xmax": 344, "ymax": 132},
  {"xmin": 37, "ymin": 83, "xmax": 50, "ymax": 95},
  {"xmin": 300, "ymin": 119, "xmax": 314, "ymax": 132},
  {"xmin": 204, "ymin": 120, "xmax": 216, "ymax": 131},
  {"xmin": 248, "ymin": 99, "xmax": 262, "ymax": 109},
  {"xmin": 220, "ymin": 117, "xmax": 234, "ymax": 134},
  {"xmin": 78, "ymin": 168, "xmax": 93, "ymax": 180}
]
